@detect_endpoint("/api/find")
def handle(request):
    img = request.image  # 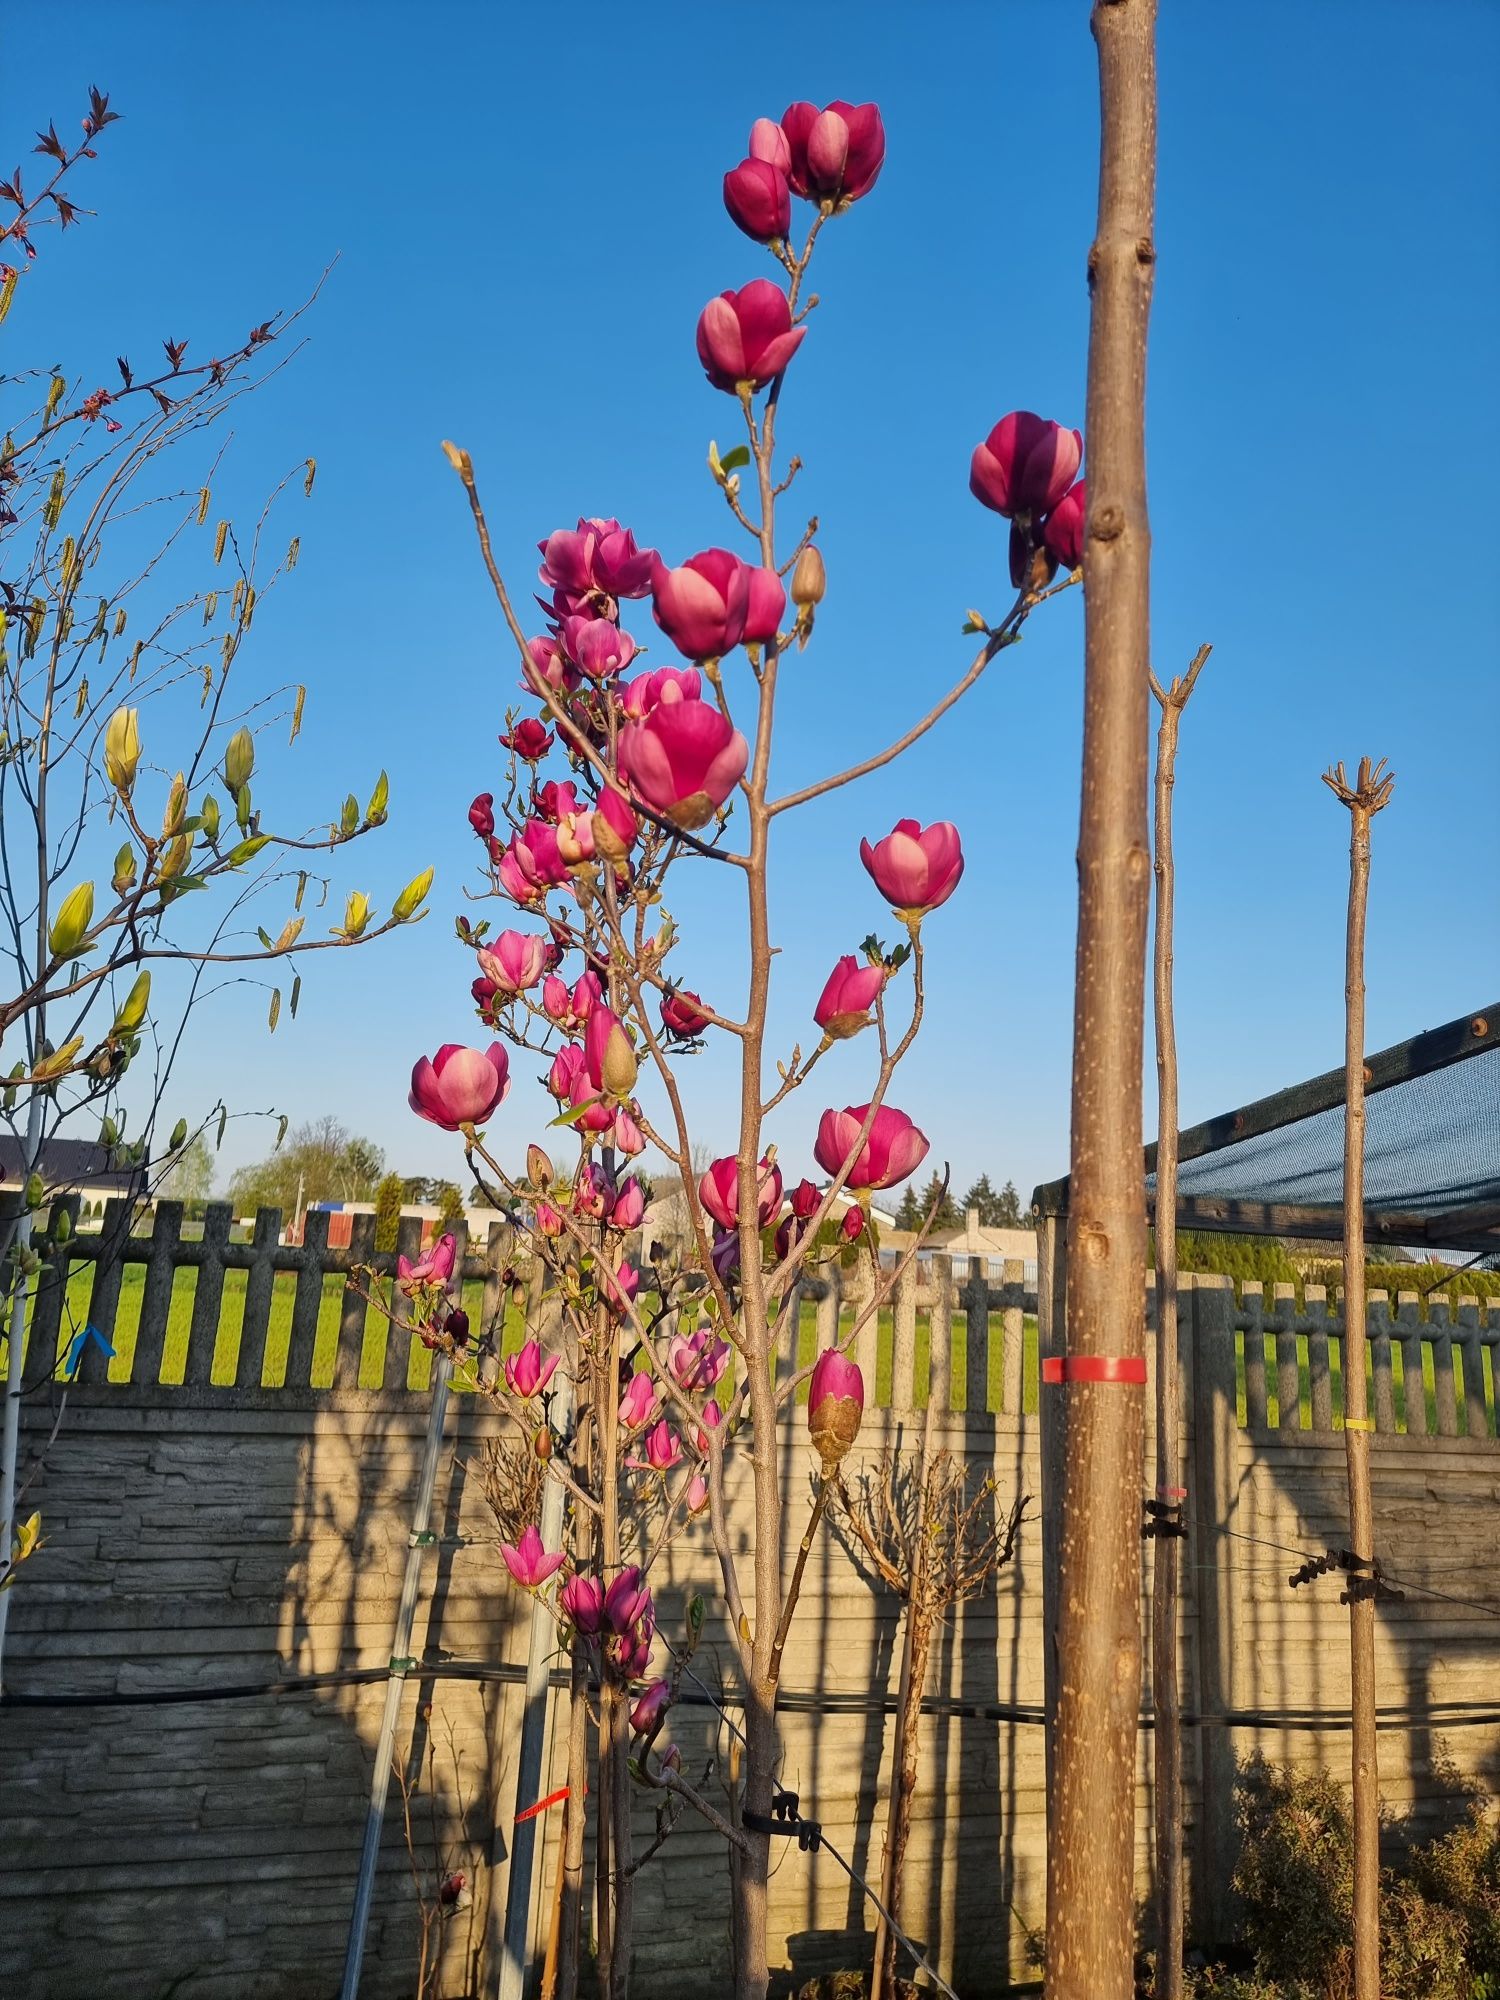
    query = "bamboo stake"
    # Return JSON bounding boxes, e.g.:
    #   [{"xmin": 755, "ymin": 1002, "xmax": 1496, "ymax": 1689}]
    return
[
  {"xmin": 1046, "ymin": 5, "xmax": 1158, "ymax": 1996},
  {"xmin": 1323, "ymin": 755, "xmax": 1394, "ymax": 2000},
  {"xmin": 1147, "ymin": 645, "xmax": 1210, "ymax": 2000}
]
